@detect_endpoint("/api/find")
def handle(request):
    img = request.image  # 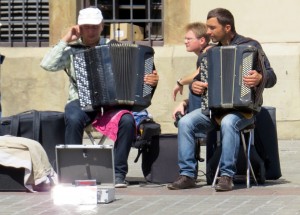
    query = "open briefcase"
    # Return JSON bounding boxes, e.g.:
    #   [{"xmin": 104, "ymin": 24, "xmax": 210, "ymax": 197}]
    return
[{"xmin": 55, "ymin": 144, "xmax": 115, "ymax": 204}]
